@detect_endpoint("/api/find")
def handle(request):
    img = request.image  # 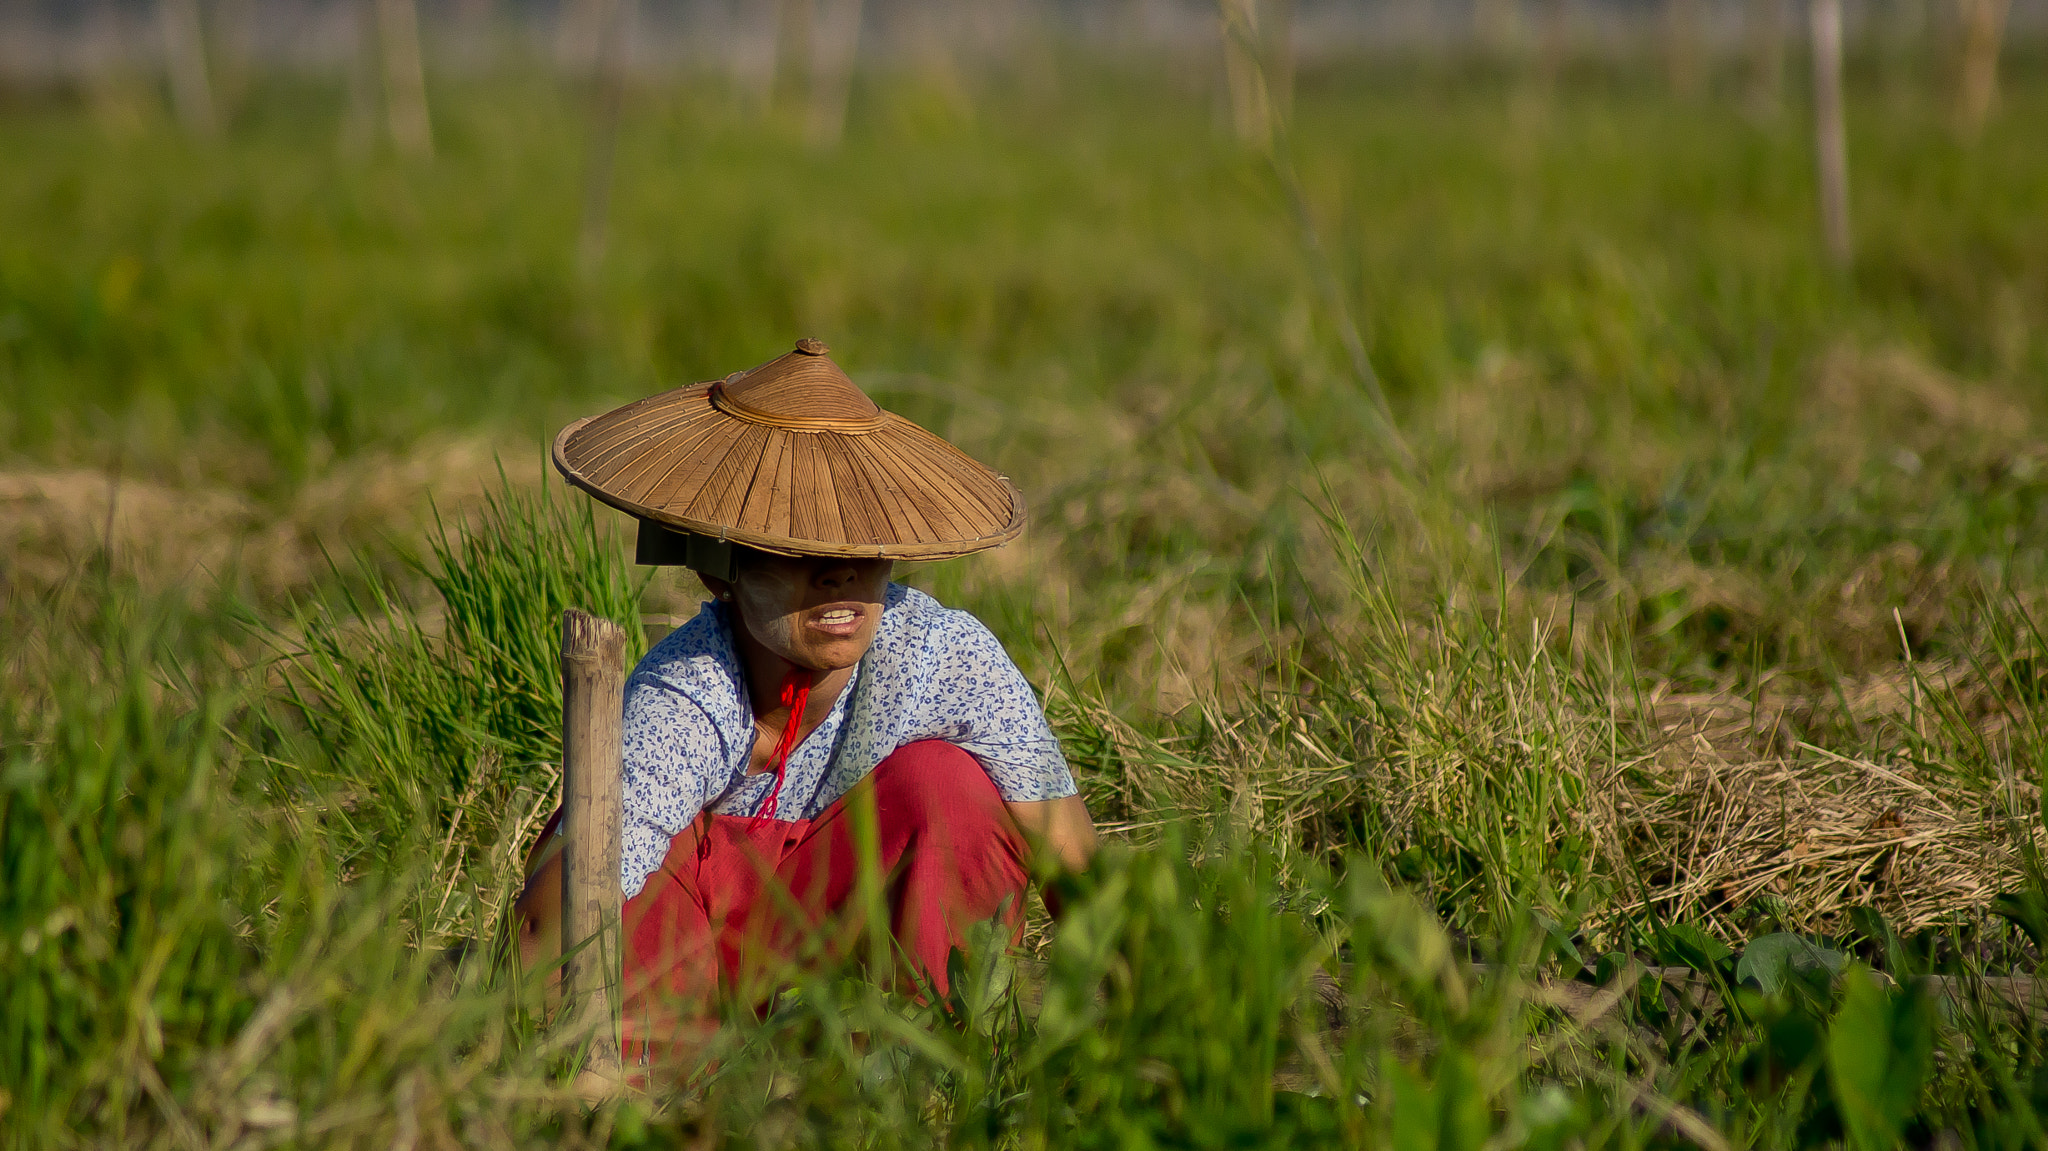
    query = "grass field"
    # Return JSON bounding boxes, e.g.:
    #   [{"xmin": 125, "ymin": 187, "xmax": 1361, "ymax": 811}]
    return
[{"xmin": 6, "ymin": 40, "xmax": 2048, "ymax": 1147}]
